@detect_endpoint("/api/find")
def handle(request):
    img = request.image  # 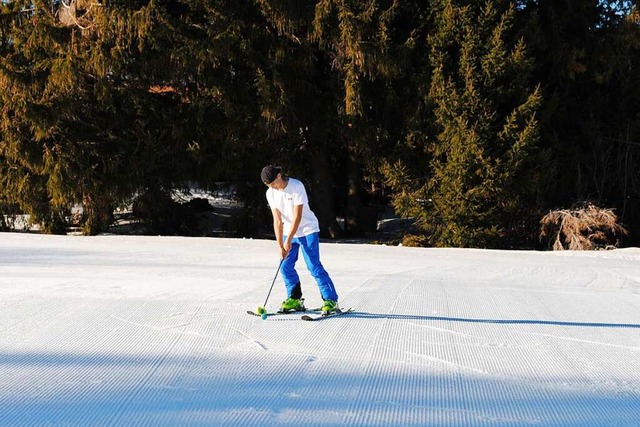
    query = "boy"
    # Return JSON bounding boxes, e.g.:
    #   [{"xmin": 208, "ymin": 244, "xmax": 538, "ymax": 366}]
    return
[{"xmin": 261, "ymin": 165, "xmax": 339, "ymax": 315}]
